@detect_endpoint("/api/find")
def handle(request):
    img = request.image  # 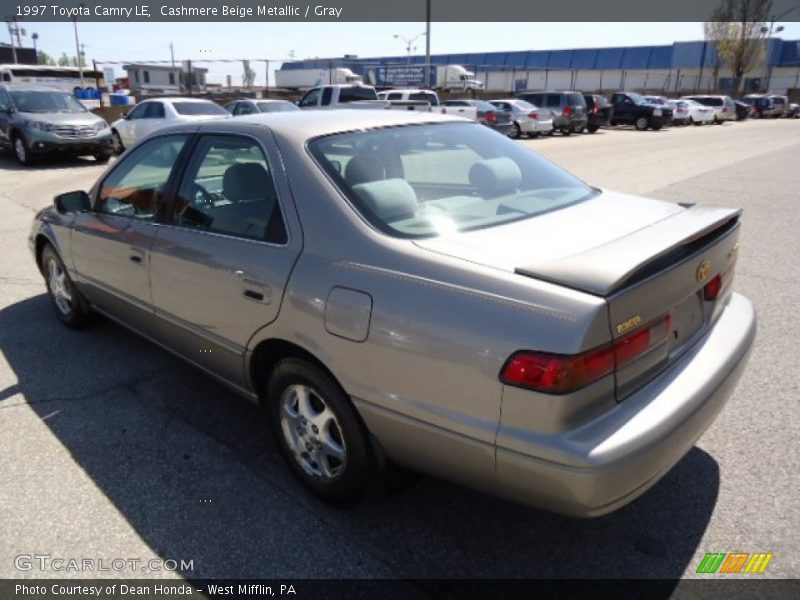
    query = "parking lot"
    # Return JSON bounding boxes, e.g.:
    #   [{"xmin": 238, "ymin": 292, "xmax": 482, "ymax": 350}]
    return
[{"xmin": 1, "ymin": 118, "xmax": 798, "ymax": 581}]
